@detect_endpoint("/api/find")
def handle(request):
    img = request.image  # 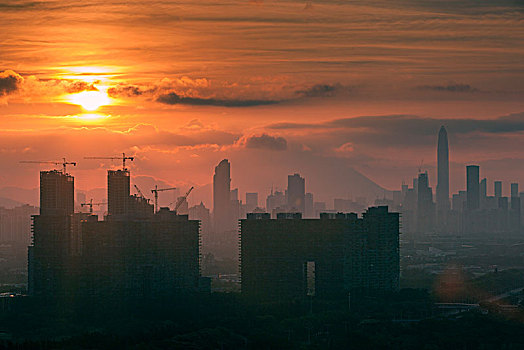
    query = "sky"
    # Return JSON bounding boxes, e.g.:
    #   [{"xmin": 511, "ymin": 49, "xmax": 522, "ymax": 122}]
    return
[{"xmin": 1, "ymin": 0, "xmax": 523, "ymax": 207}]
